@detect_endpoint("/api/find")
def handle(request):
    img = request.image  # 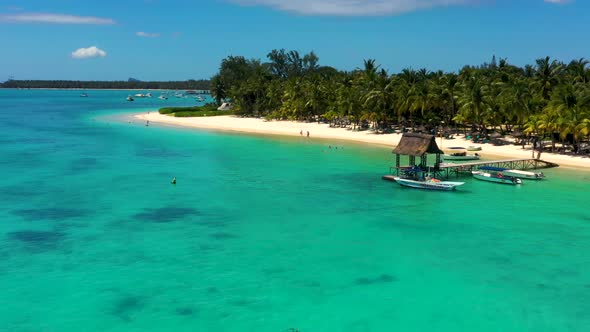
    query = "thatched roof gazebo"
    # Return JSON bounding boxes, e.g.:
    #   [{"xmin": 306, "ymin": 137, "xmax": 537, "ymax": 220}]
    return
[{"xmin": 391, "ymin": 133, "xmax": 444, "ymax": 175}]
